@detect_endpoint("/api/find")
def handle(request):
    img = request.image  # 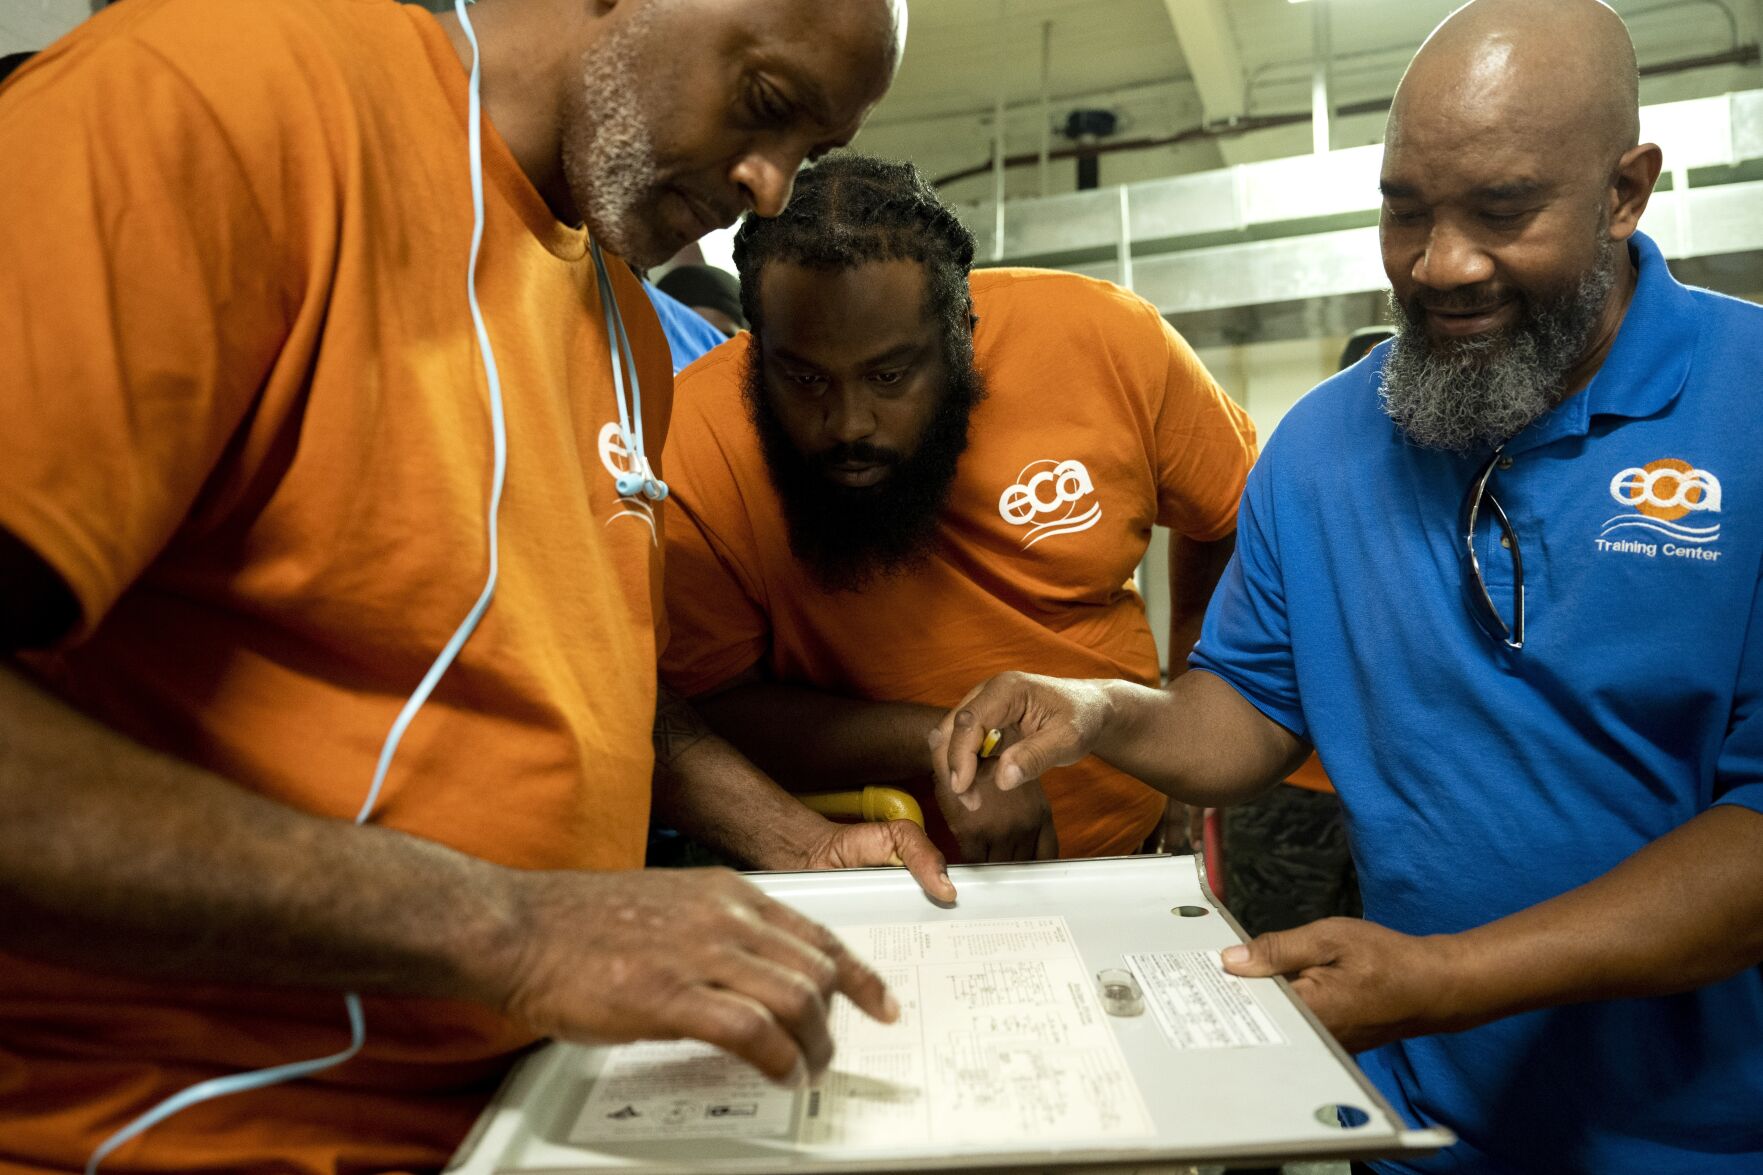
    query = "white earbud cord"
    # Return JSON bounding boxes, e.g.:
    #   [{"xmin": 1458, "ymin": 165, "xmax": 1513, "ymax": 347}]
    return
[
  {"xmin": 591, "ymin": 240, "xmax": 664, "ymax": 500},
  {"xmin": 84, "ymin": 0, "xmax": 508, "ymax": 1167}
]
